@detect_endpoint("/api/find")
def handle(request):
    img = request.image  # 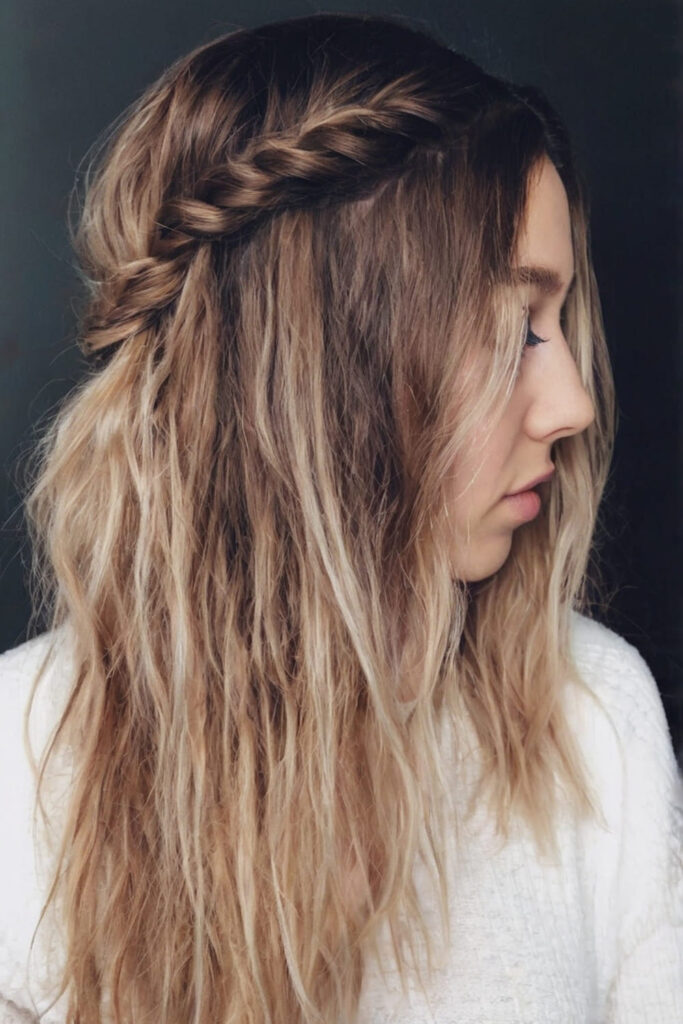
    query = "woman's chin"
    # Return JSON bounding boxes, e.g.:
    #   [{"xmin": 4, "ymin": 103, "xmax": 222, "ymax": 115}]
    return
[{"xmin": 450, "ymin": 532, "xmax": 513, "ymax": 582}]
